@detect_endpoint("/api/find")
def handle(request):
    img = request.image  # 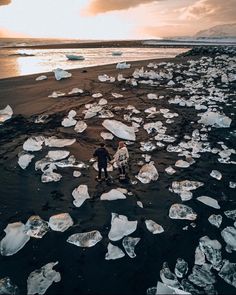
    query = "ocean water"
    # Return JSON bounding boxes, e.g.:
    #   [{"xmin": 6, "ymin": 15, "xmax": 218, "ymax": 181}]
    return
[{"xmin": 0, "ymin": 46, "xmax": 188, "ymax": 79}]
